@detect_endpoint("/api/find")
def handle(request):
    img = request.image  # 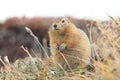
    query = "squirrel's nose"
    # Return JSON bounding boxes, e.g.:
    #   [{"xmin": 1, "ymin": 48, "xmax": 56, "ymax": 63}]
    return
[{"xmin": 53, "ymin": 24, "xmax": 57, "ymax": 28}]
